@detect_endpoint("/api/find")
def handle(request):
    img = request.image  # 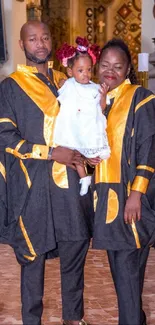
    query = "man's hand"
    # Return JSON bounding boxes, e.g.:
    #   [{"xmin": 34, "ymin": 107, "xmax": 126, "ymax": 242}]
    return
[
  {"xmin": 58, "ymin": 79, "xmax": 66, "ymax": 88},
  {"xmin": 86, "ymin": 157, "xmax": 102, "ymax": 167},
  {"xmin": 50, "ymin": 146, "xmax": 84, "ymax": 169},
  {"xmin": 124, "ymin": 190, "xmax": 142, "ymax": 224}
]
